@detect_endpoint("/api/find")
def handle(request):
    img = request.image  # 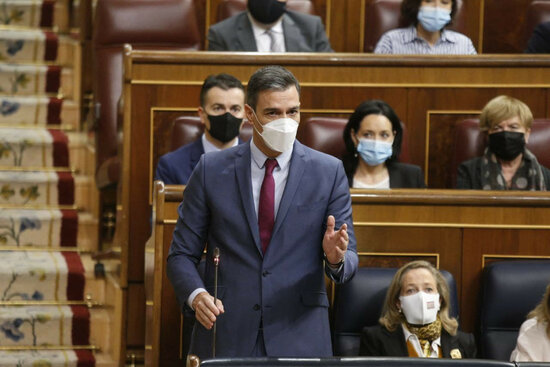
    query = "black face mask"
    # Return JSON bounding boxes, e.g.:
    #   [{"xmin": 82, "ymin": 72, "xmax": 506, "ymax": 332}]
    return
[
  {"xmin": 247, "ymin": 0, "xmax": 286, "ymax": 24},
  {"xmin": 207, "ymin": 112, "xmax": 243, "ymax": 143},
  {"xmin": 488, "ymin": 131, "xmax": 526, "ymax": 161}
]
